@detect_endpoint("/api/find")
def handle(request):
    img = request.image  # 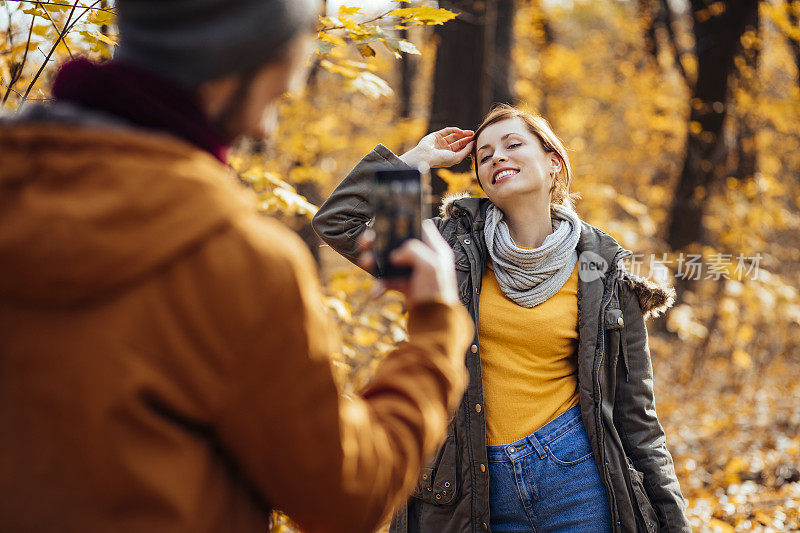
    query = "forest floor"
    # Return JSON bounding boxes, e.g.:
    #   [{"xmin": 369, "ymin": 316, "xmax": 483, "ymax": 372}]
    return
[{"xmin": 652, "ymin": 336, "xmax": 800, "ymax": 532}]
